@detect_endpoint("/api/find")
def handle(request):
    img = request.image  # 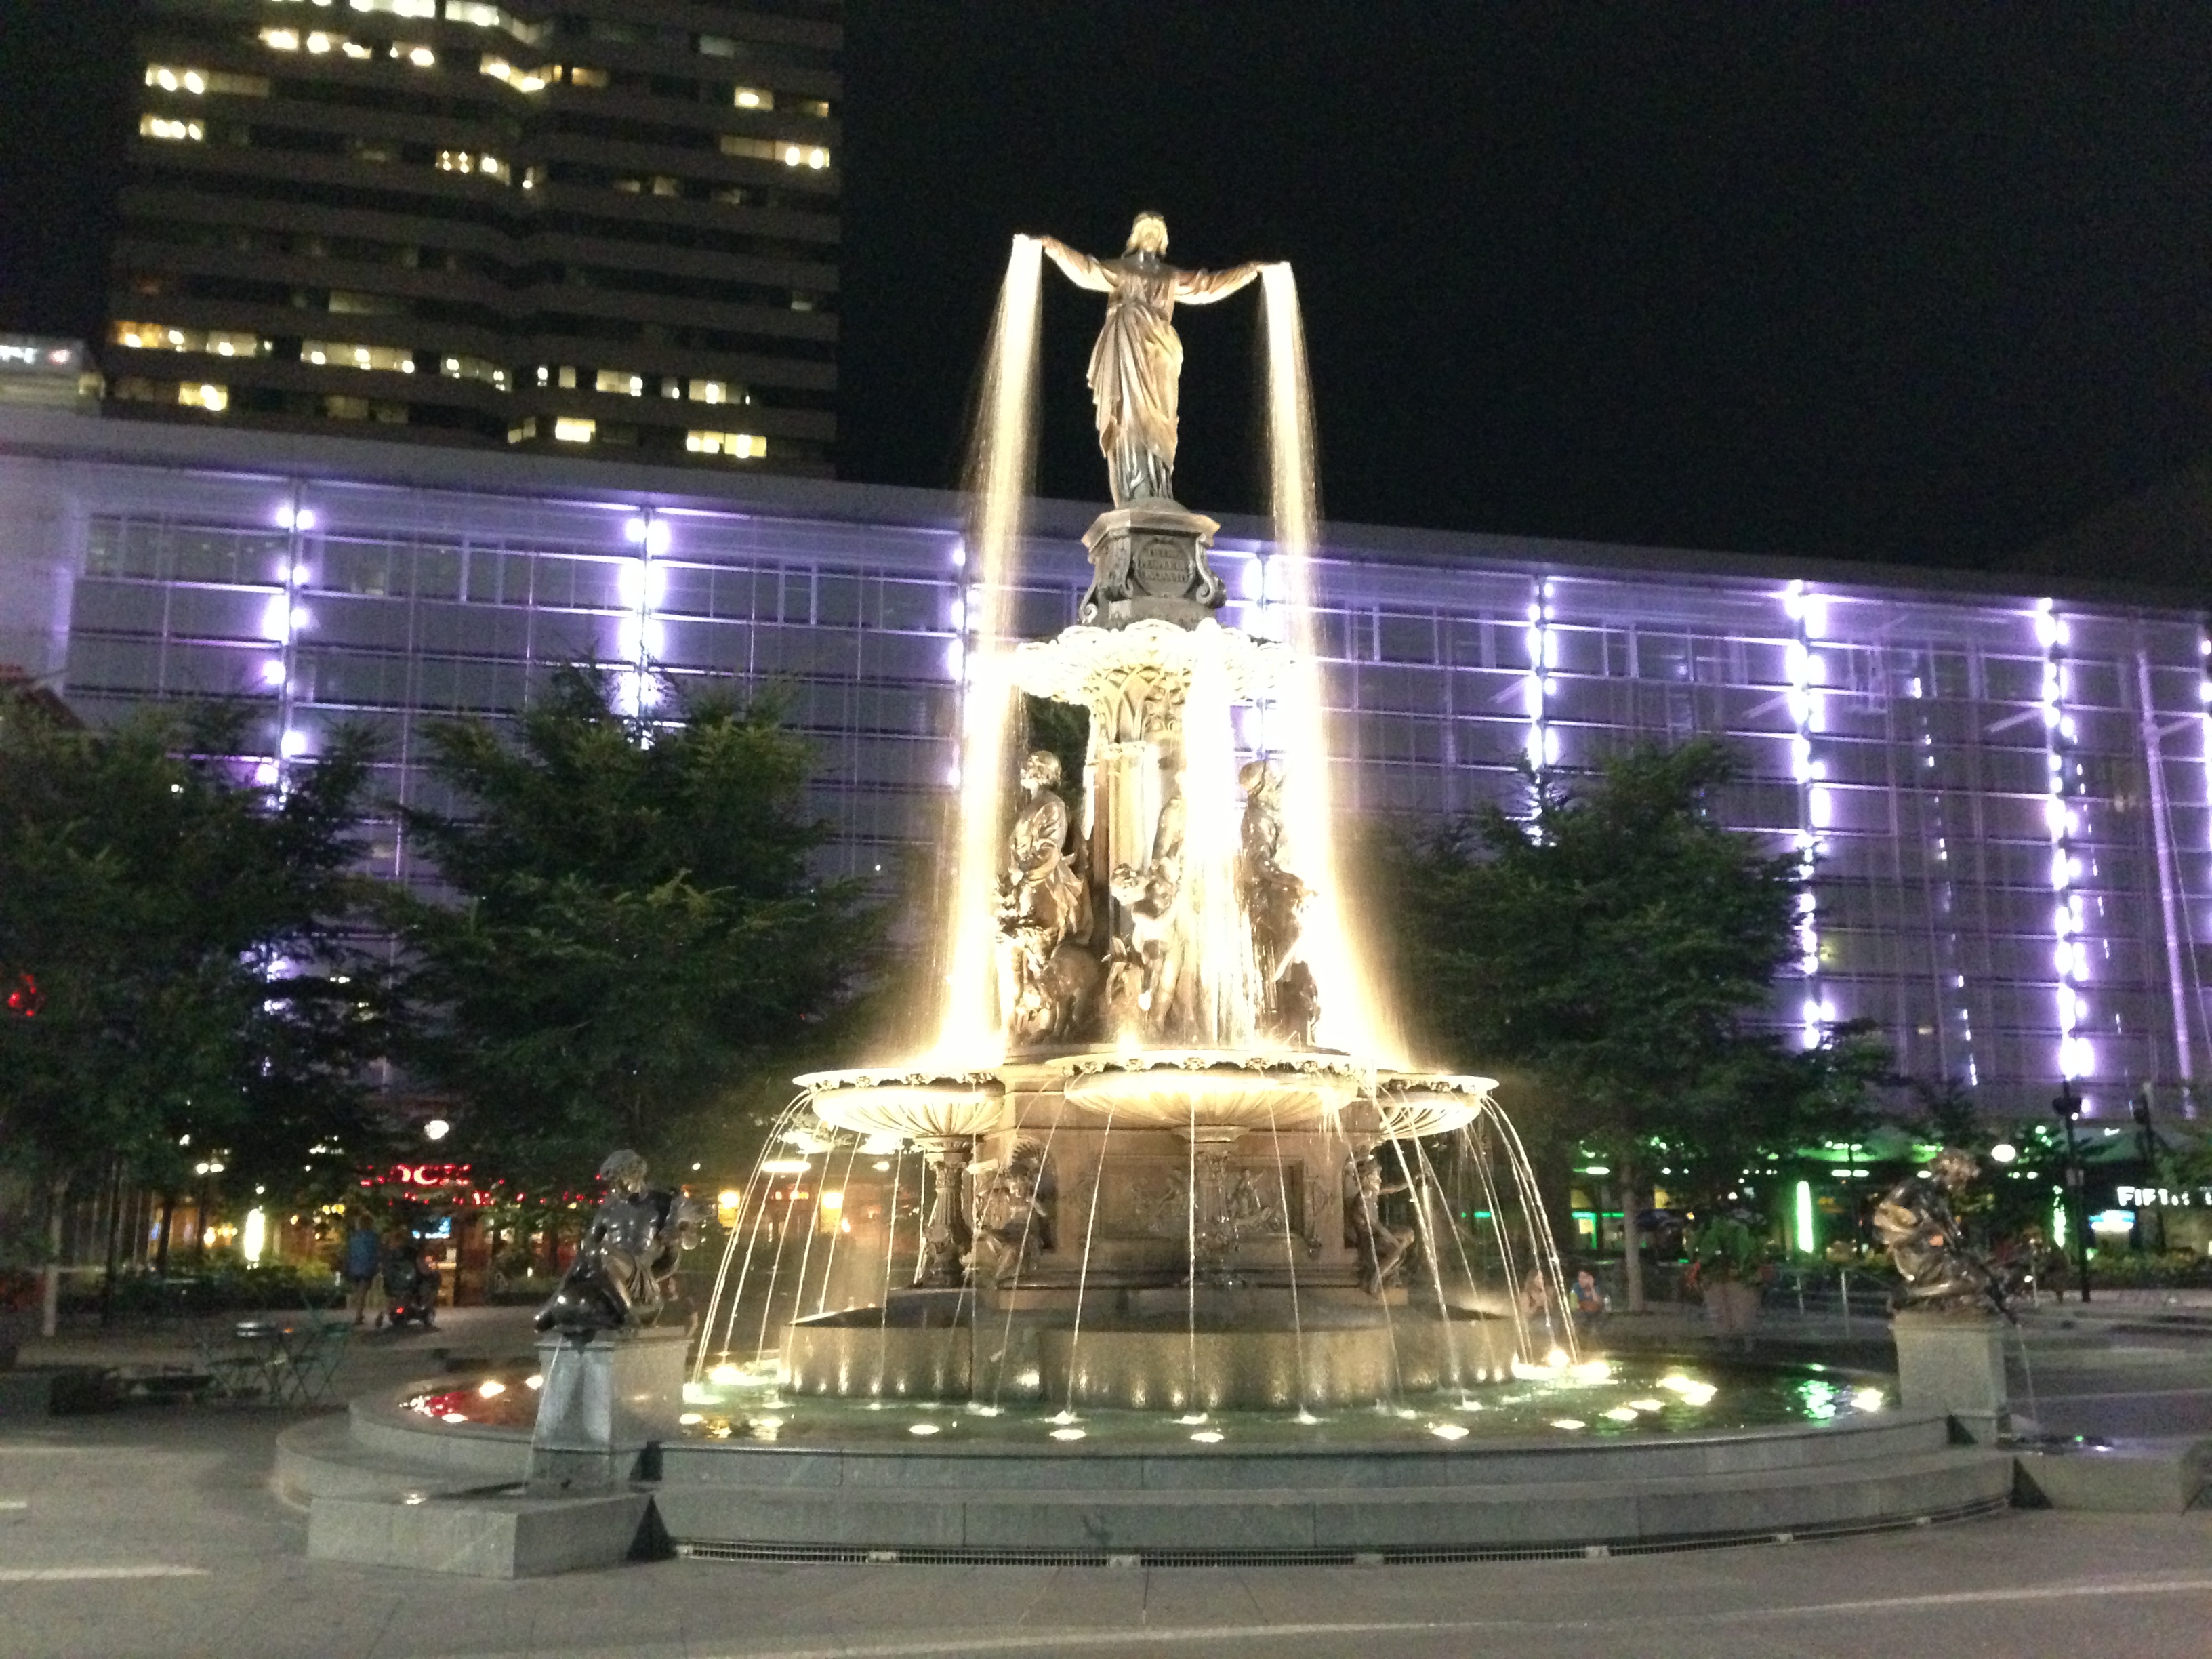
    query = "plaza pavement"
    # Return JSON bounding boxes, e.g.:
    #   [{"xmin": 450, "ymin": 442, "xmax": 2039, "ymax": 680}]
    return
[{"xmin": 1, "ymin": 1303, "xmax": 2207, "ymax": 1659}]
